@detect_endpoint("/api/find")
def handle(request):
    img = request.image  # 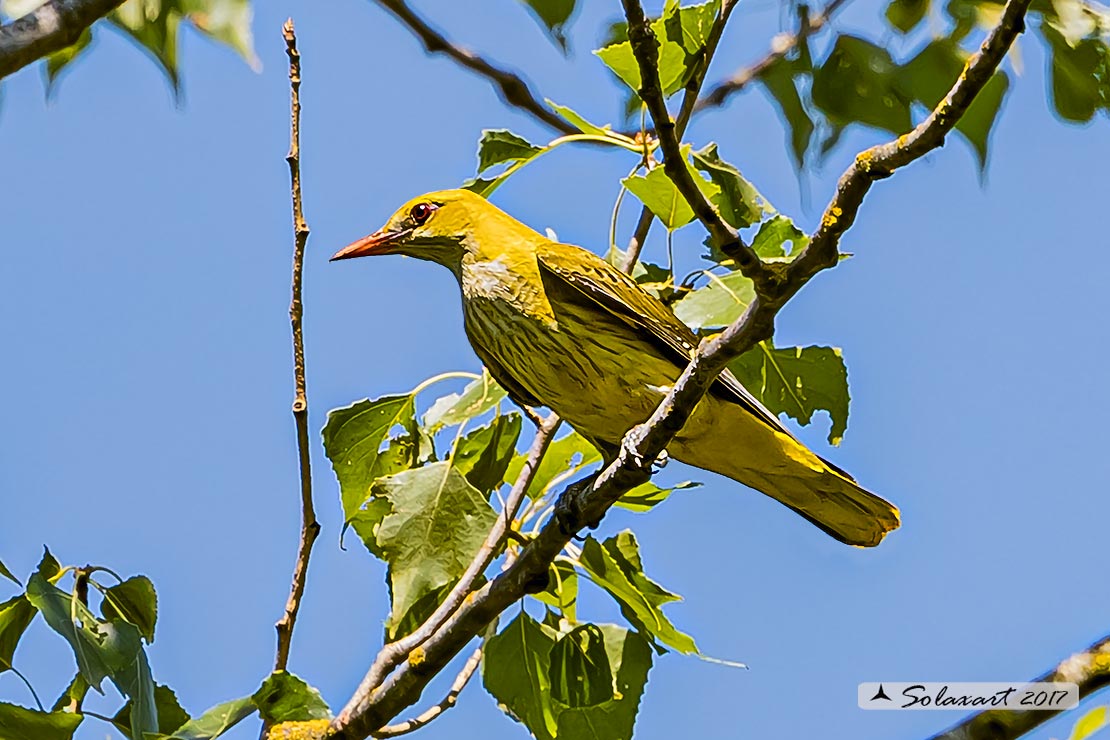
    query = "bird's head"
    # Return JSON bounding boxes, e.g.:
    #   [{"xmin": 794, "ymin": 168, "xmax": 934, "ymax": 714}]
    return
[{"xmin": 331, "ymin": 189, "xmax": 518, "ymax": 270}]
